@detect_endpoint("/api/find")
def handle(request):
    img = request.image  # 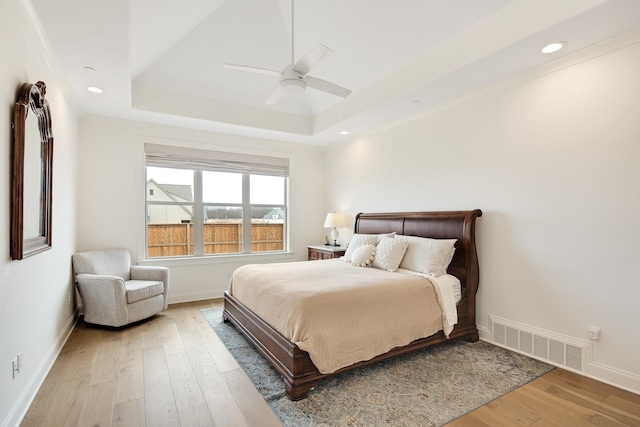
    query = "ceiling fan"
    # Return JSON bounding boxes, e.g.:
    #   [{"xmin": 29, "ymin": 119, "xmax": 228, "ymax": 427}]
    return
[{"xmin": 223, "ymin": 0, "xmax": 351, "ymax": 104}]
